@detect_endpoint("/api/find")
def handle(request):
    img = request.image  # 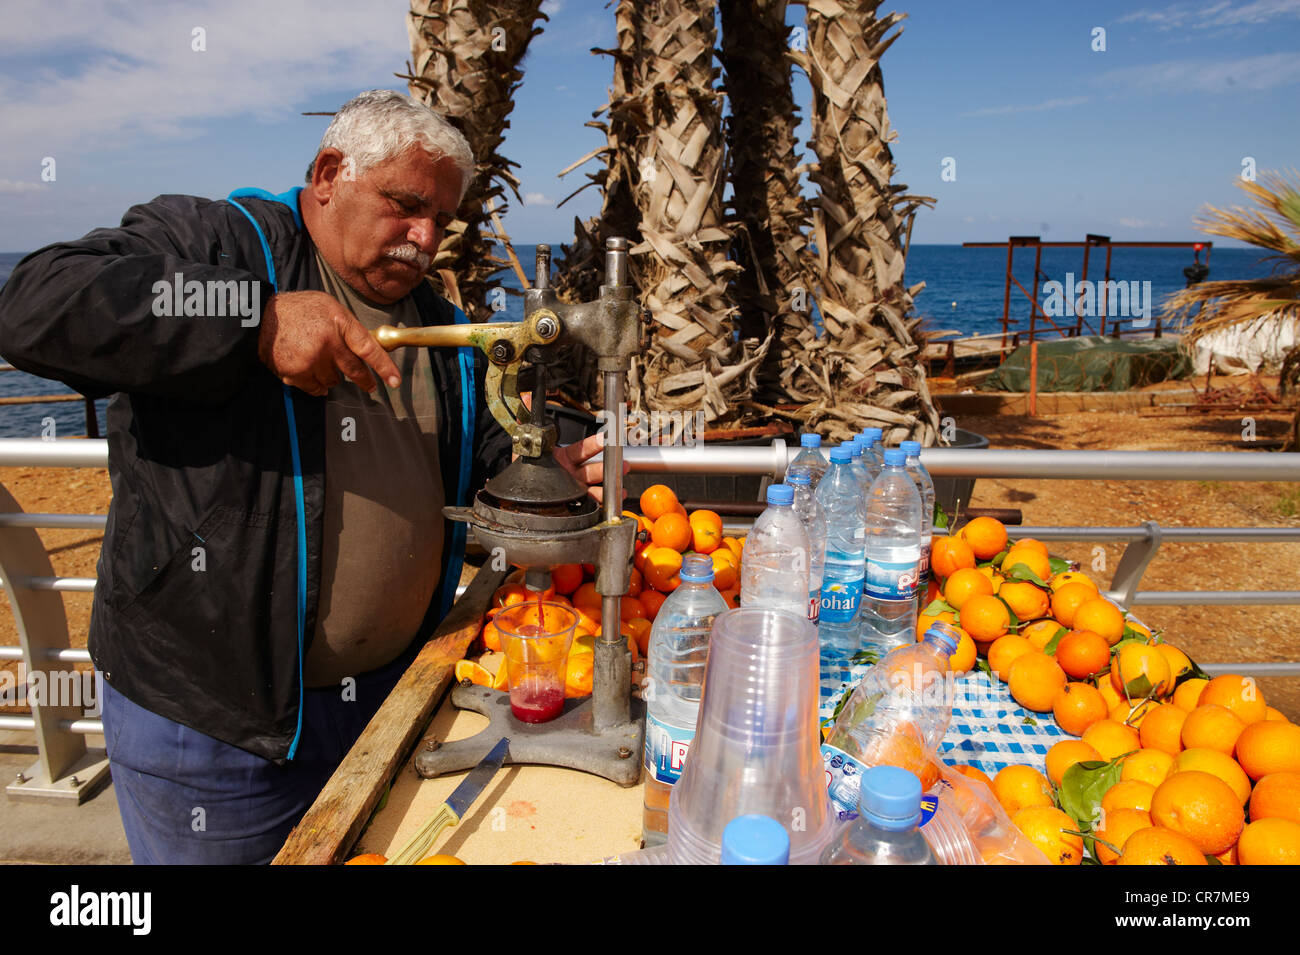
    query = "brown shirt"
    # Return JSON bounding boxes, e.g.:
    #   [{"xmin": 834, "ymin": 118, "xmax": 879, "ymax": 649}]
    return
[{"xmin": 303, "ymin": 252, "xmax": 446, "ymax": 687}]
